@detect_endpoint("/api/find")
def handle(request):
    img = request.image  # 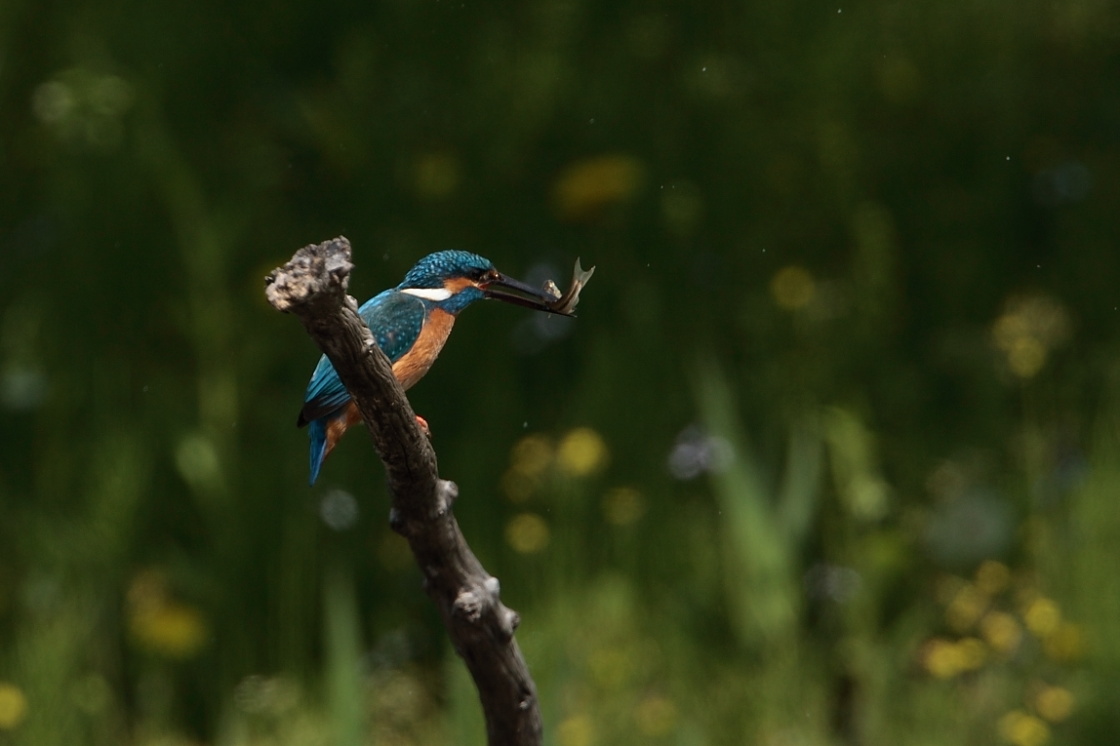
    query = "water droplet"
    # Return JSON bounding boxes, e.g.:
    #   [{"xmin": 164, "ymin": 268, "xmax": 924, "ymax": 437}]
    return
[
  {"xmin": 667, "ymin": 425, "xmax": 733, "ymax": 479},
  {"xmin": 1, "ymin": 368, "xmax": 46, "ymax": 410},
  {"xmin": 320, "ymin": 489, "xmax": 359, "ymax": 531}
]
